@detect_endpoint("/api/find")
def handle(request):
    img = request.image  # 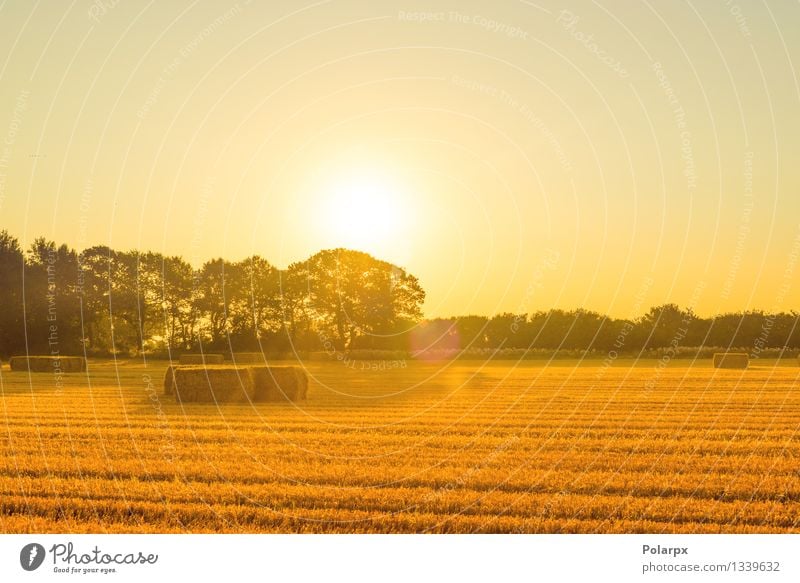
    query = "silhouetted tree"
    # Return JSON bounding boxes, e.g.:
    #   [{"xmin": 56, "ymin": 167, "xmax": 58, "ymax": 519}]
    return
[
  {"xmin": 227, "ymin": 256, "xmax": 281, "ymax": 349},
  {"xmin": 194, "ymin": 258, "xmax": 233, "ymax": 348},
  {"xmin": 24, "ymin": 238, "xmax": 83, "ymax": 354},
  {"xmin": 639, "ymin": 304, "xmax": 693, "ymax": 349},
  {"xmin": 158, "ymin": 255, "xmax": 195, "ymax": 350},
  {"xmin": 297, "ymin": 249, "xmax": 425, "ymax": 350},
  {"xmin": 0, "ymin": 231, "xmax": 25, "ymax": 357}
]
